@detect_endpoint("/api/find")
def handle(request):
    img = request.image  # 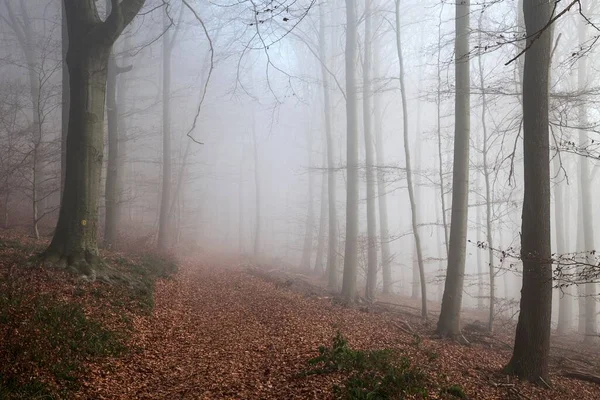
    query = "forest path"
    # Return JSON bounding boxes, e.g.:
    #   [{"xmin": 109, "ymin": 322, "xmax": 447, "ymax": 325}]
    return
[
  {"xmin": 78, "ymin": 259, "xmax": 395, "ymax": 399},
  {"xmin": 77, "ymin": 259, "xmax": 600, "ymax": 400}
]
